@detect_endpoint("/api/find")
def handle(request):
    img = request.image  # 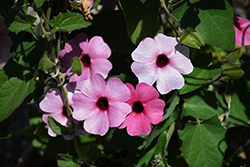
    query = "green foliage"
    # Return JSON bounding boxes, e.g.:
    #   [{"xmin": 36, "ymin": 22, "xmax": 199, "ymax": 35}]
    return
[
  {"xmin": 57, "ymin": 153, "xmax": 79, "ymax": 167},
  {"xmin": 180, "ymin": 116, "xmax": 227, "ymax": 167},
  {"xmin": 119, "ymin": 0, "xmax": 160, "ymax": 45},
  {"xmin": 49, "ymin": 11, "xmax": 92, "ymax": 34},
  {"xmin": 70, "ymin": 57, "xmax": 83, "ymax": 76},
  {"xmin": 183, "ymin": 89, "xmax": 227, "ymax": 119},
  {"xmin": 172, "ymin": 0, "xmax": 235, "ymax": 51},
  {"xmin": 180, "ymin": 27, "xmax": 204, "ymax": 49},
  {"xmin": 7, "ymin": 12, "xmax": 36, "ymax": 34},
  {"xmin": 48, "ymin": 116, "xmax": 70, "ymax": 136}
]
